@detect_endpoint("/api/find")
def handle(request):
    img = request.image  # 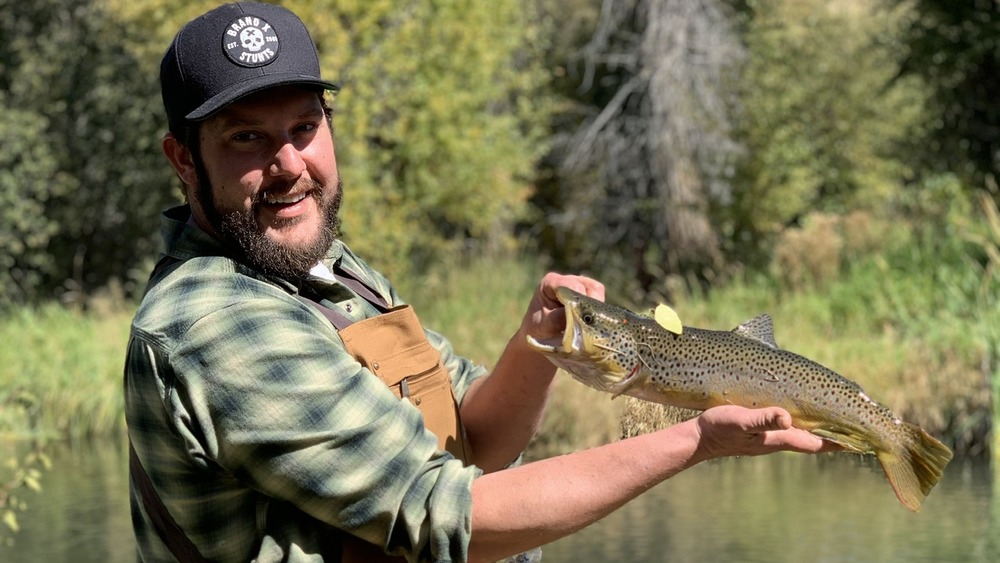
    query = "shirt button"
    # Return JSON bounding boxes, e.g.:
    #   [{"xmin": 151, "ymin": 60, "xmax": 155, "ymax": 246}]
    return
[
  {"xmin": 345, "ymin": 303, "xmax": 353, "ymax": 313},
  {"xmin": 372, "ymin": 361, "xmax": 380, "ymax": 371}
]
